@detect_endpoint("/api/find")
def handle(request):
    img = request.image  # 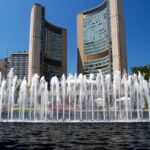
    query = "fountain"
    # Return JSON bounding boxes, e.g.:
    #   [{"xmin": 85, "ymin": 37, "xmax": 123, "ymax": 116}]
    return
[{"xmin": 0, "ymin": 68, "xmax": 150, "ymax": 122}]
